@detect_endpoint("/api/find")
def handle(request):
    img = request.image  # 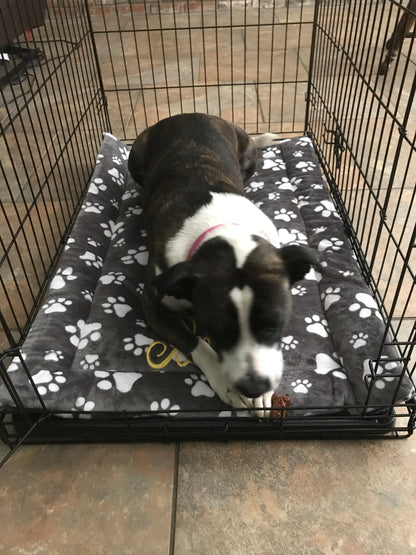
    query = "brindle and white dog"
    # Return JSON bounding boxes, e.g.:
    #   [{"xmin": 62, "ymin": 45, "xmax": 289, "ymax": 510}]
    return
[{"xmin": 128, "ymin": 113, "xmax": 319, "ymax": 416}]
